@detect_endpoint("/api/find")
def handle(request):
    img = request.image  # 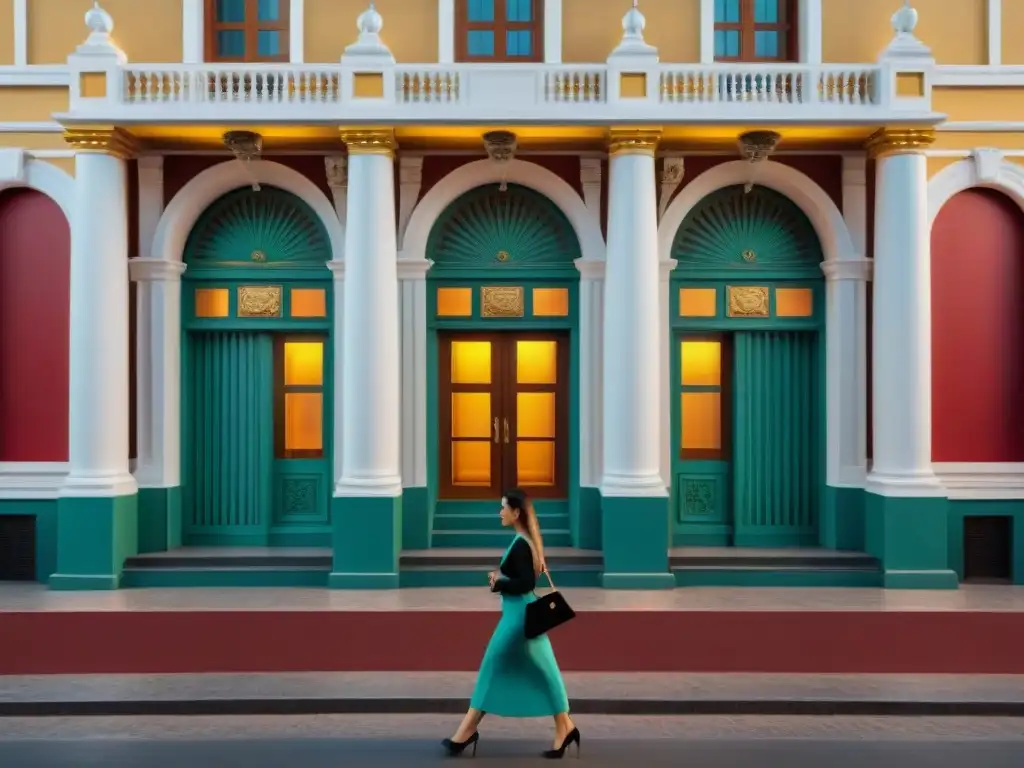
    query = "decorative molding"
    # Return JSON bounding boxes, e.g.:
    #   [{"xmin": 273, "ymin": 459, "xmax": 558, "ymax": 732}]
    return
[
  {"xmin": 0, "ymin": 65, "xmax": 69, "ymax": 86},
  {"xmin": 987, "ymin": 0, "xmax": 1001, "ymax": 66},
  {"xmin": 13, "ymin": 0, "xmax": 27, "ymax": 67},
  {"xmin": 821, "ymin": 258, "xmax": 872, "ymax": 282},
  {"xmin": 182, "ymin": 0, "xmax": 202, "ymax": 63},
  {"xmin": 152, "ymin": 159, "xmax": 344, "ymax": 264},
  {"xmin": 658, "ymin": 160, "xmax": 857, "ymax": 266},
  {"xmin": 934, "ymin": 463, "xmax": 1024, "ymax": 500},
  {"xmin": 0, "ymin": 155, "xmax": 74, "ymax": 220},
  {"xmin": 401, "ymin": 157, "xmax": 605, "ymax": 265},
  {"xmin": 397, "ymin": 155, "xmax": 423, "ymax": 250},
  {"xmin": 0, "ymin": 121, "xmax": 62, "ymax": 133},
  {"xmin": 928, "ymin": 154, "xmax": 1024, "ymax": 224},
  {"xmin": 290, "ymin": 0, "xmax": 305, "ymax": 63},
  {"xmin": 607, "ymin": 128, "xmax": 661, "ymax": 156},
  {"xmin": 63, "ymin": 127, "xmax": 138, "ymax": 160},
  {"xmin": 543, "ymin": 0, "xmax": 562, "ymax": 63},
  {"xmin": 339, "ymin": 129, "xmax": 397, "ymax": 157},
  {"xmin": 865, "ymin": 127, "xmax": 936, "ymax": 159},
  {"xmin": 933, "ymin": 65, "xmax": 1024, "ymax": 87},
  {"xmin": 0, "ymin": 462, "xmax": 68, "ymax": 500},
  {"xmin": 438, "ymin": 0, "xmax": 455, "ymax": 64},
  {"xmin": 726, "ymin": 285, "xmax": 769, "ymax": 317},
  {"xmin": 658, "ymin": 157, "xmax": 684, "ymax": 221},
  {"xmin": 129, "ymin": 257, "xmax": 186, "ymax": 282}
]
